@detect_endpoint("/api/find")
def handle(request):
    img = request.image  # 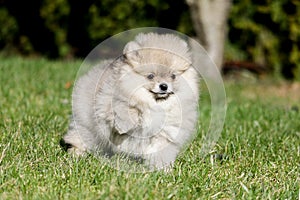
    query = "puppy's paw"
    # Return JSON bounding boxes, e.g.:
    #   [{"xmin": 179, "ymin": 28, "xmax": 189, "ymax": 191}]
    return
[
  {"xmin": 67, "ymin": 146, "xmax": 86, "ymax": 156},
  {"xmin": 114, "ymin": 105, "xmax": 139, "ymax": 134},
  {"xmin": 60, "ymin": 138, "xmax": 86, "ymax": 156}
]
